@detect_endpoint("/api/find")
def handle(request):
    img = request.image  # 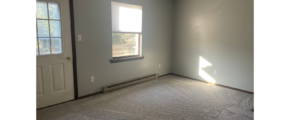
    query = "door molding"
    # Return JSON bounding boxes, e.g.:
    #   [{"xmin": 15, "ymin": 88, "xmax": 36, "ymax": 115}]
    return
[{"xmin": 69, "ymin": 0, "xmax": 78, "ymax": 100}]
